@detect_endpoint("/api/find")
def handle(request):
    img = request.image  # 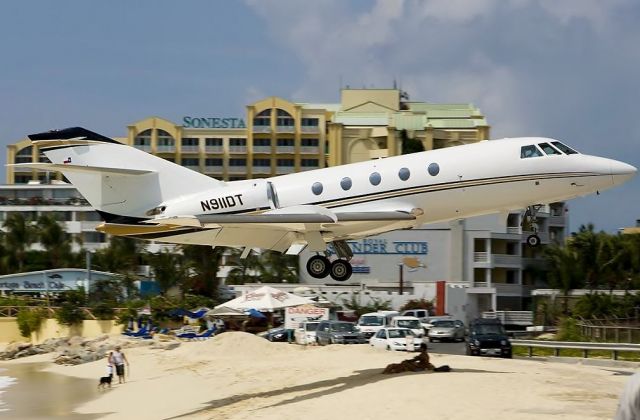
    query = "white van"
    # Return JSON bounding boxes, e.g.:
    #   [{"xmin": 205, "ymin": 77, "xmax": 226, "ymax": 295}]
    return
[
  {"xmin": 390, "ymin": 316, "xmax": 425, "ymax": 338},
  {"xmin": 357, "ymin": 311, "xmax": 398, "ymax": 338}
]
